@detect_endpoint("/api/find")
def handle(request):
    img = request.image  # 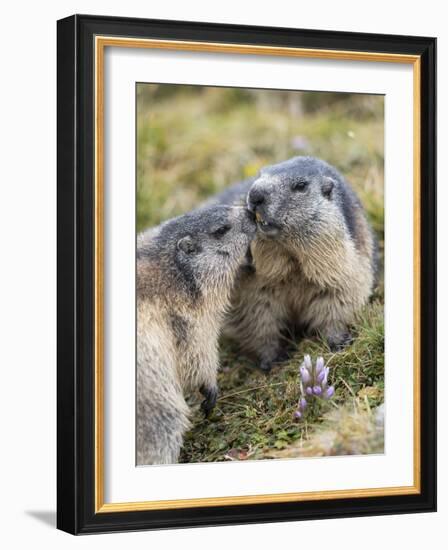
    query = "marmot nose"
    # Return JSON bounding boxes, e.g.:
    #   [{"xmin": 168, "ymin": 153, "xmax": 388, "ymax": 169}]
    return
[{"xmin": 248, "ymin": 187, "xmax": 265, "ymax": 211}]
